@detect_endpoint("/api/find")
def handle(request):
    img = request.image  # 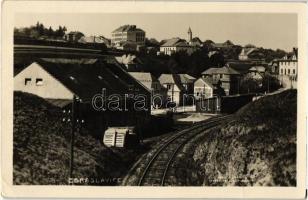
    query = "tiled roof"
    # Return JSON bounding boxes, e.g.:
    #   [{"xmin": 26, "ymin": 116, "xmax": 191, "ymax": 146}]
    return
[
  {"xmin": 227, "ymin": 62, "xmax": 254, "ymax": 74},
  {"xmin": 212, "ymin": 40, "xmax": 234, "ymax": 48},
  {"xmin": 178, "ymin": 74, "xmax": 196, "ymax": 83},
  {"xmin": 200, "ymin": 77, "xmax": 214, "ymax": 88},
  {"xmin": 128, "ymin": 72, "xmax": 155, "ymax": 91},
  {"xmin": 191, "ymin": 37, "xmax": 202, "ymax": 43},
  {"xmin": 202, "ymin": 66, "xmax": 240, "ymax": 75},
  {"xmin": 202, "ymin": 67, "xmax": 220, "ymax": 75},
  {"xmin": 35, "ymin": 58, "xmax": 149, "ymax": 100},
  {"xmin": 158, "ymin": 74, "xmax": 184, "ymax": 91},
  {"xmin": 112, "ymin": 25, "xmax": 145, "ymax": 33},
  {"xmin": 161, "ymin": 38, "xmax": 189, "ymax": 47},
  {"xmin": 215, "ymin": 66, "xmax": 240, "ymax": 75},
  {"xmin": 78, "ymin": 36, "xmax": 106, "ymax": 44}
]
